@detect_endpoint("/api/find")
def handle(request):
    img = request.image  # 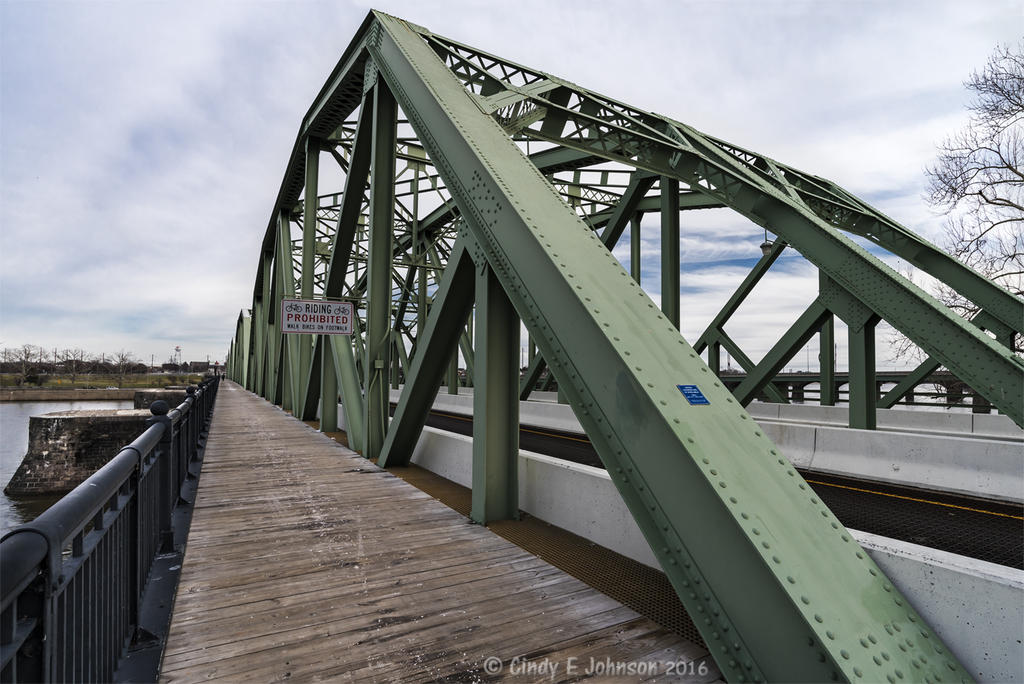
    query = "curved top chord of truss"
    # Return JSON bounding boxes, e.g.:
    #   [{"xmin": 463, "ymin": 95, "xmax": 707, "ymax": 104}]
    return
[{"xmin": 228, "ymin": 10, "xmax": 1021, "ymax": 682}]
